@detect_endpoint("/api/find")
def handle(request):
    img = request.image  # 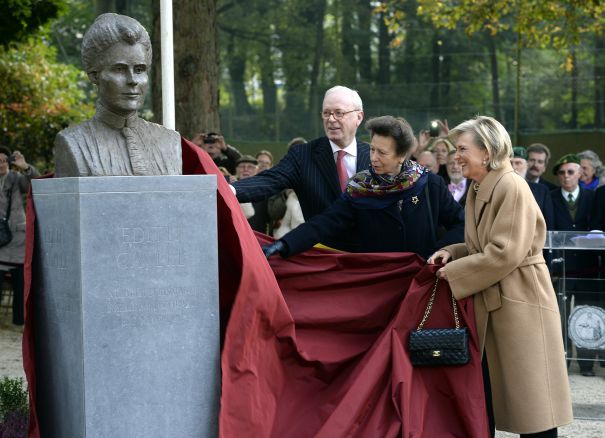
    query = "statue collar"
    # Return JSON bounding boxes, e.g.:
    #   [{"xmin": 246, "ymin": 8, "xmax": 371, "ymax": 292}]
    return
[{"xmin": 94, "ymin": 104, "xmax": 139, "ymax": 130}]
